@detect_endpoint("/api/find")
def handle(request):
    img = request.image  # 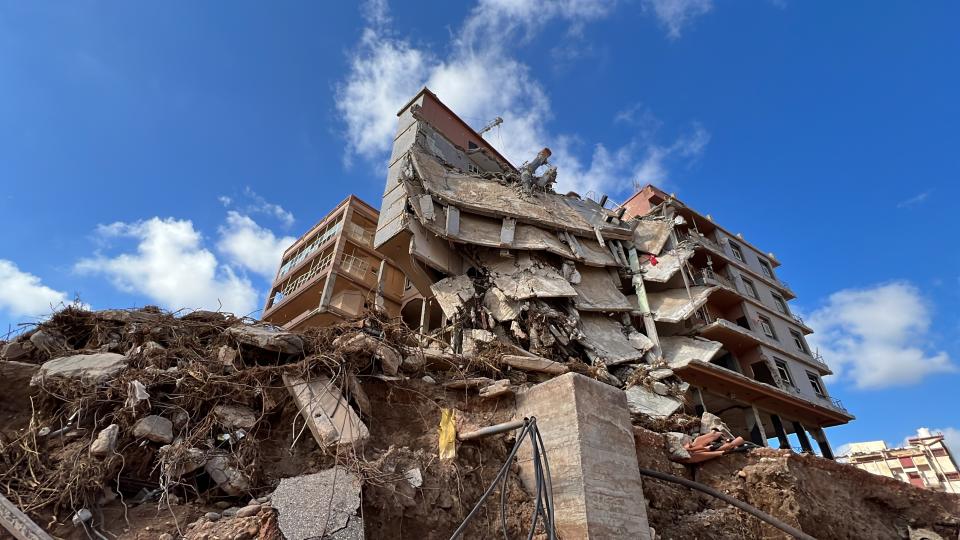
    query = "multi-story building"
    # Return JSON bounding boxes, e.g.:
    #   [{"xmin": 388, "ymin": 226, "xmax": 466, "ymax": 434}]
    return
[
  {"xmin": 262, "ymin": 195, "xmax": 407, "ymax": 330},
  {"xmin": 622, "ymin": 186, "xmax": 854, "ymax": 458},
  {"xmin": 840, "ymin": 429, "xmax": 960, "ymax": 493}
]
